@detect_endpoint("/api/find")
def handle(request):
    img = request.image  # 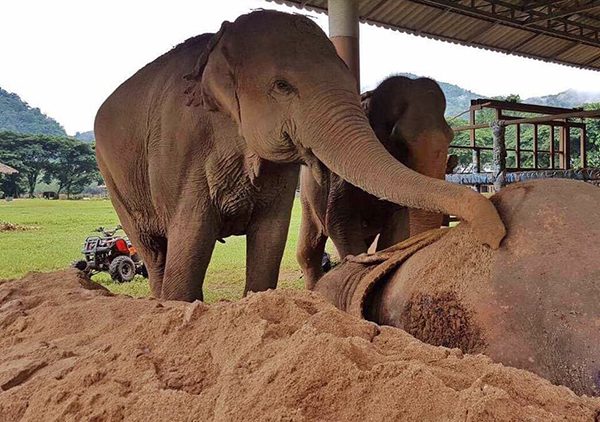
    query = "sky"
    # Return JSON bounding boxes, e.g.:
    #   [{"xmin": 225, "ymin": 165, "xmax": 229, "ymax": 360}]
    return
[{"xmin": 2, "ymin": 0, "xmax": 600, "ymax": 135}]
